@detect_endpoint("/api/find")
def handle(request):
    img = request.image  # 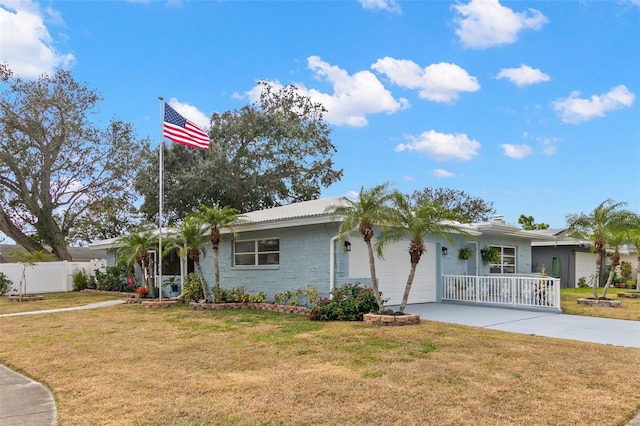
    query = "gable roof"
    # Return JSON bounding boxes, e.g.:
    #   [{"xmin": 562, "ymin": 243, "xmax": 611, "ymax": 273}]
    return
[
  {"xmin": 89, "ymin": 197, "xmax": 559, "ymax": 249},
  {"xmin": 237, "ymin": 197, "xmax": 349, "ymax": 230}
]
